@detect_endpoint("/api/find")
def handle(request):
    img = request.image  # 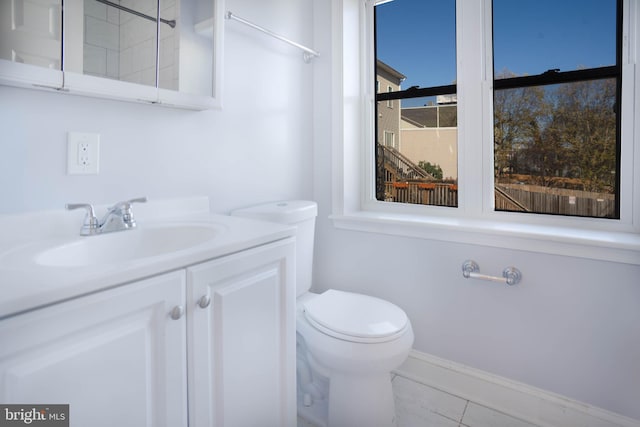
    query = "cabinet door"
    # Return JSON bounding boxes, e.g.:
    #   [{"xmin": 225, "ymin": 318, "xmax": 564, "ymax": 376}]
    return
[
  {"xmin": 0, "ymin": 271, "xmax": 188, "ymax": 427},
  {"xmin": 0, "ymin": 0, "xmax": 64, "ymax": 88},
  {"xmin": 187, "ymin": 238, "xmax": 296, "ymax": 427},
  {"xmin": 0, "ymin": 0, "xmax": 62, "ymax": 68}
]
